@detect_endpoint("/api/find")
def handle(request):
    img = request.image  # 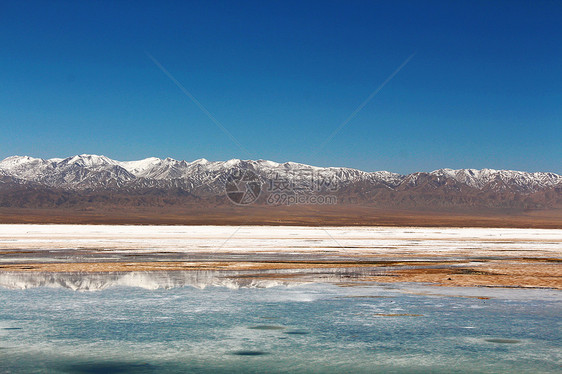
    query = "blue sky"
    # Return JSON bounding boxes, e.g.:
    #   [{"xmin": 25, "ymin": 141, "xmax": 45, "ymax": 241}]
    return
[{"xmin": 1, "ymin": 0, "xmax": 560, "ymax": 174}]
